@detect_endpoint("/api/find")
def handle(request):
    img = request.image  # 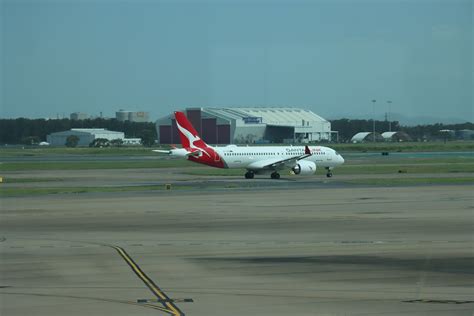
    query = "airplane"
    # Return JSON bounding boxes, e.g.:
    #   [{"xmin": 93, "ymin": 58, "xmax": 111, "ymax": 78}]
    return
[{"xmin": 153, "ymin": 111, "xmax": 344, "ymax": 179}]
